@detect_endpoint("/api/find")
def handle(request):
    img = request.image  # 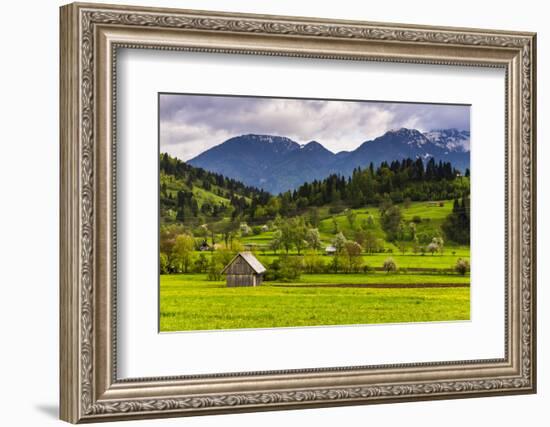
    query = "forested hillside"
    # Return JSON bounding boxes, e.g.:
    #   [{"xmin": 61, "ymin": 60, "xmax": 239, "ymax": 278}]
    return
[
  {"xmin": 160, "ymin": 153, "xmax": 270, "ymax": 225},
  {"xmin": 161, "ymin": 152, "xmax": 469, "ymax": 230}
]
